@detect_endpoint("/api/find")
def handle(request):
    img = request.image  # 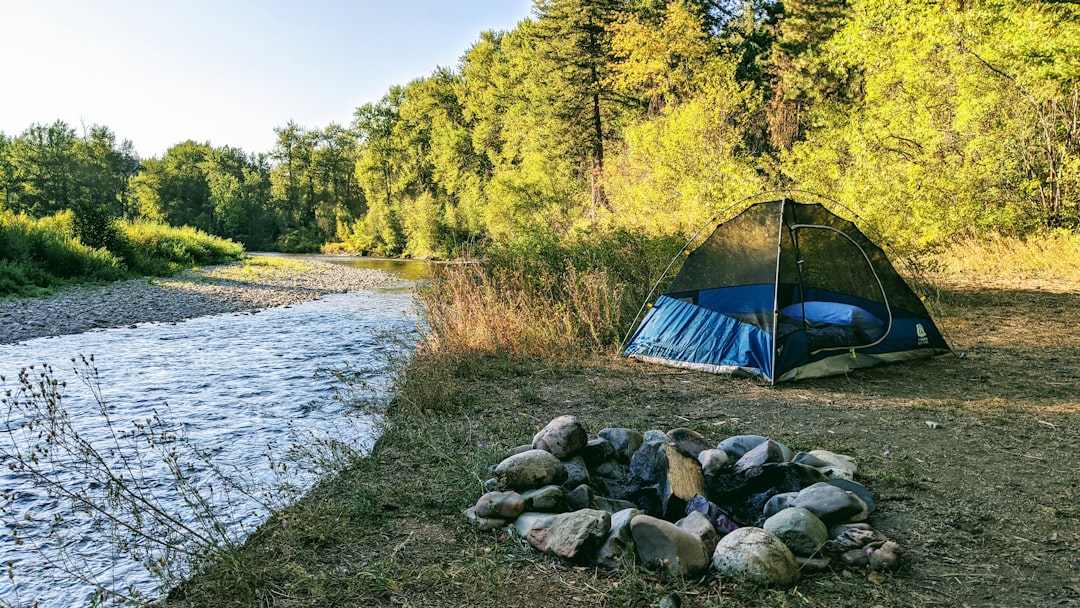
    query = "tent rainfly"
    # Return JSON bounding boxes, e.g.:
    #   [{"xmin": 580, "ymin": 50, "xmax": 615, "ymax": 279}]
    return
[{"xmin": 622, "ymin": 198, "xmax": 950, "ymax": 384}]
